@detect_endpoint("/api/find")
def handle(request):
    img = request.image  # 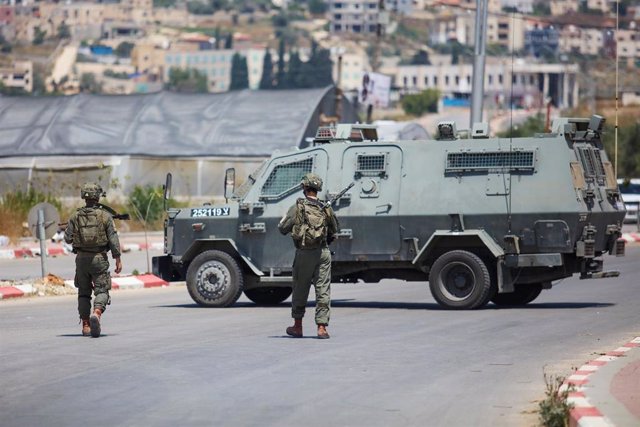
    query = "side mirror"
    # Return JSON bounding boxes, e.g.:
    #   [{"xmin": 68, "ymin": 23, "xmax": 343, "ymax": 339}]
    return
[
  {"xmin": 224, "ymin": 168, "xmax": 235, "ymax": 203},
  {"xmin": 163, "ymin": 173, "xmax": 172, "ymax": 211}
]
